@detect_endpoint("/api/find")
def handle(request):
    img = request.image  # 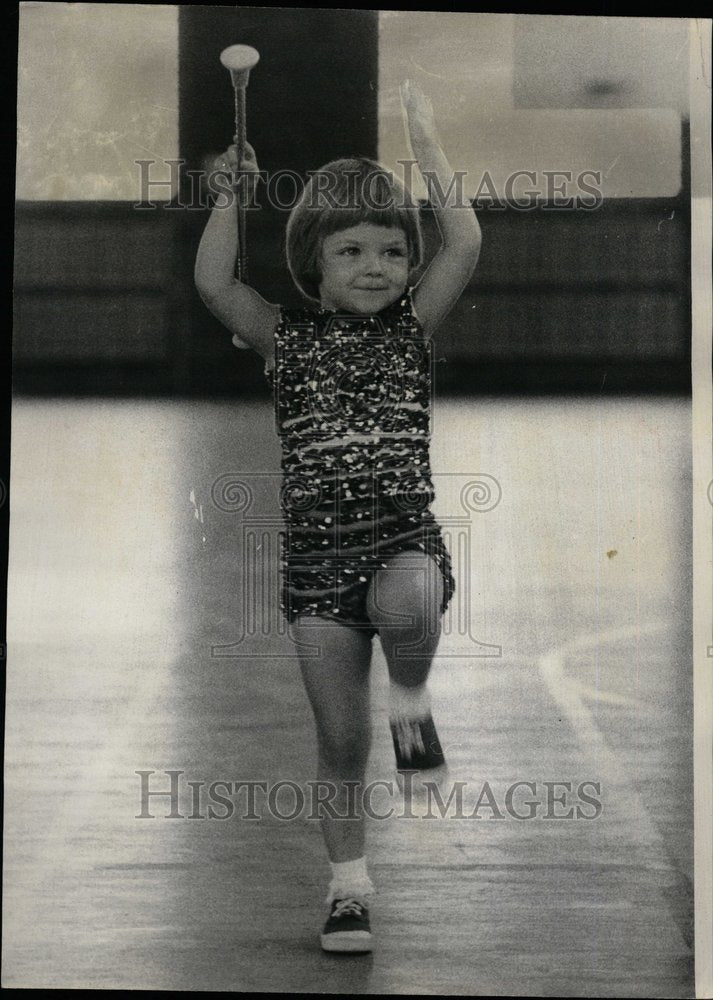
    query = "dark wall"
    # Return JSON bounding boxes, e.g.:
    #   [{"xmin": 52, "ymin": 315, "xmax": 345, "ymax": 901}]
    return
[
  {"xmin": 13, "ymin": 203, "xmax": 191, "ymax": 394},
  {"xmin": 12, "ymin": 8, "xmax": 691, "ymax": 396},
  {"xmin": 423, "ymin": 196, "xmax": 691, "ymax": 393},
  {"xmin": 12, "ymin": 196, "xmax": 691, "ymax": 395}
]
